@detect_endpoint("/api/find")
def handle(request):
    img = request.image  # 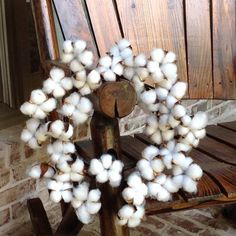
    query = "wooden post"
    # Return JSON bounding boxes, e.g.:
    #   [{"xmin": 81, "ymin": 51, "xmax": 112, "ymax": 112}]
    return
[{"xmin": 90, "ymin": 112, "xmax": 130, "ymax": 236}]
